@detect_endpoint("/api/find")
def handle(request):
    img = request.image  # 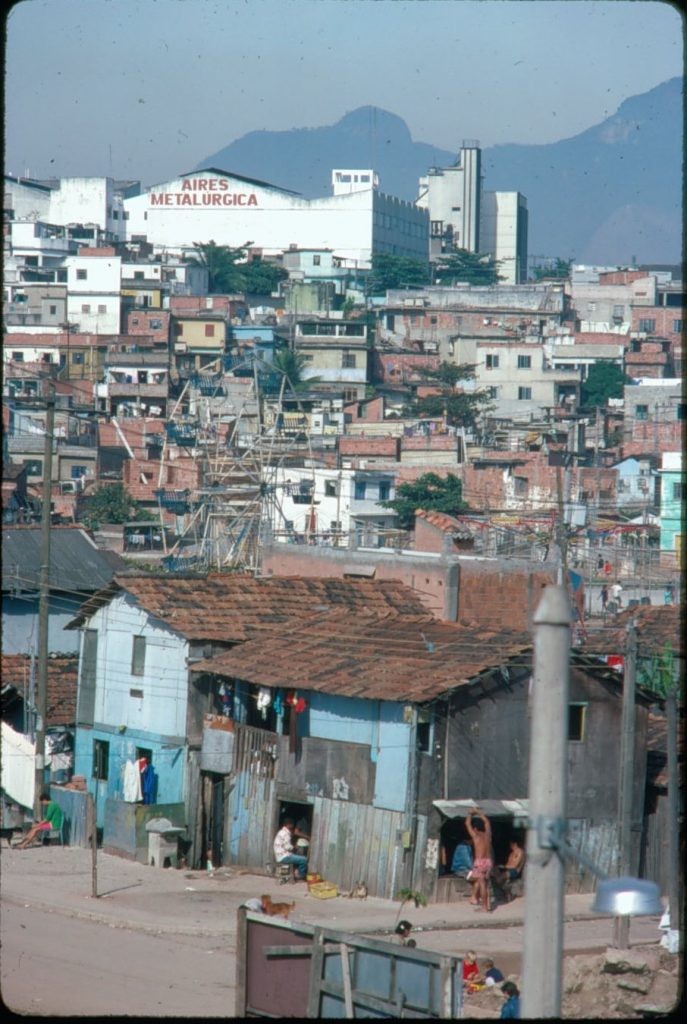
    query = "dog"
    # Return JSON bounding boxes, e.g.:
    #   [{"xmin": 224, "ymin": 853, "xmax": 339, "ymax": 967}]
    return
[
  {"xmin": 261, "ymin": 894, "xmax": 295, "ymax": 919},
  {"xmin": 349, "ymin": 880, "xmax": 368, "ymax": 900}
]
